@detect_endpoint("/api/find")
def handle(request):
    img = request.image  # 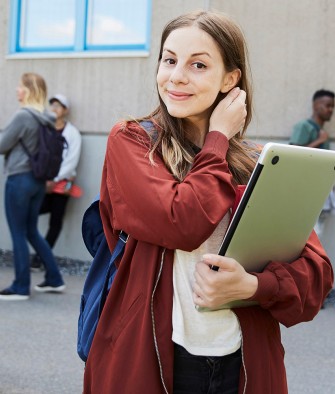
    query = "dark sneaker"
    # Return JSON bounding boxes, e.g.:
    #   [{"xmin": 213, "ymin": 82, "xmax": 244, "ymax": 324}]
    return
[
  {"xmin": 0, "ymin": 289, "xmax": 29, "ymax": 301},
  {"xmin": 34, "ymin": 282, "xmax": 65, "ymax": 293},
  {"xmin": 30, "ymin": 255, "xmax": 44, "ymax": 272}
]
